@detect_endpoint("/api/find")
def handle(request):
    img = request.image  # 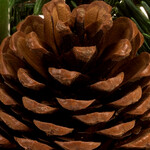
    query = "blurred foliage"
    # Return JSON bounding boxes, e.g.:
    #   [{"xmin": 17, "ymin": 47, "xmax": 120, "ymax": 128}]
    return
[
  {"xmin": 0, "ymin": 0, "xmax": 9, "ymax": 43},
  {"xmin": 9, "ymin": 0, "xmax": 35, "ymax": 34},
  {"xmin": 33, "ymin": 0, "xmax": 50, "ymax": 15},
  {"xmin": 103, "ymin": 0, "xmax": 120, "ymax": 6}
]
